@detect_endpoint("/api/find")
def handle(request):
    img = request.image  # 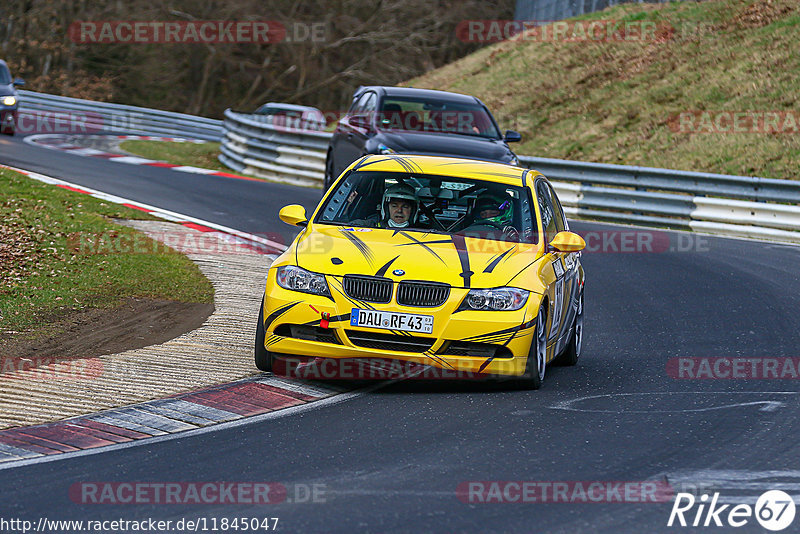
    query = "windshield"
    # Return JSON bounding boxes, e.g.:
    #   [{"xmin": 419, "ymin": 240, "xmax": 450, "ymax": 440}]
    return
[
  {"xmin": 377, "ymin": 96, "xmax": 502, "ymax": 139},
  {"xmin": 0, "ymin": 66, "xmax": 10, "ymax": 85},
  {"xmin": 315, "ymin": 171, "xmax": 537, "ymax": 244}
]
